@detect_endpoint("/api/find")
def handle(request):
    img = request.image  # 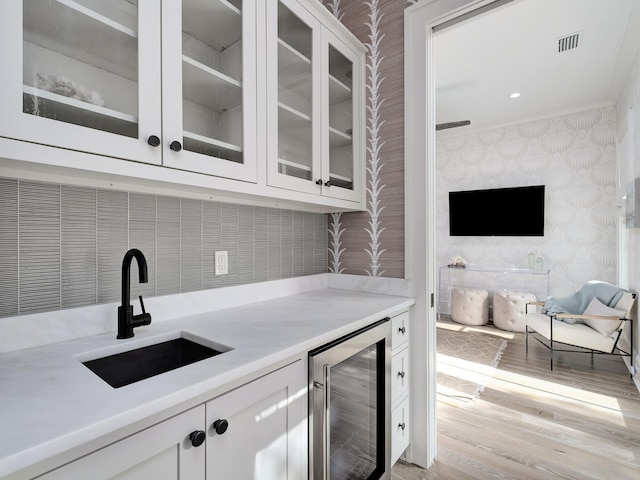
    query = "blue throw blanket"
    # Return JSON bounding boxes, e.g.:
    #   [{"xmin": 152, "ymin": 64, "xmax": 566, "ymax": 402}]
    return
[{"xmin": 542, "ymin": 281, "xmax": 625, "ymax": 324}]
